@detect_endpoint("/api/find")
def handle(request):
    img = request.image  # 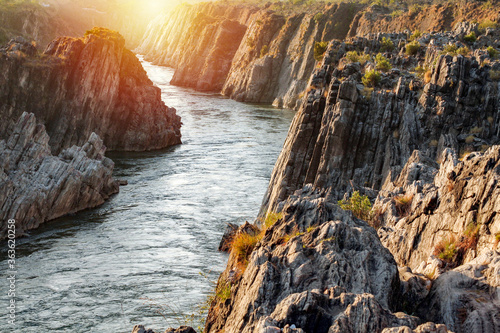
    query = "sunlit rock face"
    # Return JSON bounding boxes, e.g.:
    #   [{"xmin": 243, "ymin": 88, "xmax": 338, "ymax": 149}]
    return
[
  {"xmin": 0, "ymin": 112, "xmax": 119, "ymax": 240},
  {"xmin": 0, "ymin": 29, "xmax": 181, "ymax": 154},
  {"xmin": 137, "ymin": 2, "xmax": 362, "ymax": 109}
]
